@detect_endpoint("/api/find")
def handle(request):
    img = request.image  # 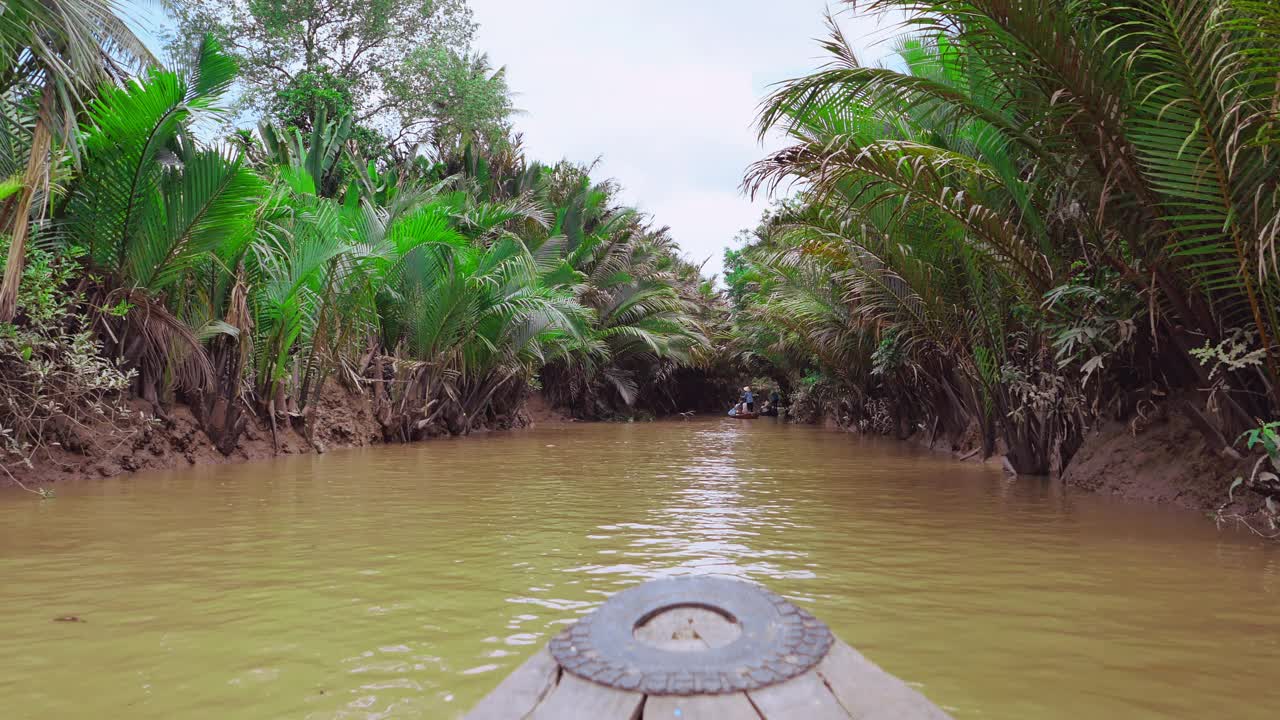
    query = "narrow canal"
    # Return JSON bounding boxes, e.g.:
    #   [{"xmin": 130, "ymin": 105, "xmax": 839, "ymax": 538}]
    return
[{"xmin": 1, "ymin": 418, "xmax": 1276, "ymax": 719}]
